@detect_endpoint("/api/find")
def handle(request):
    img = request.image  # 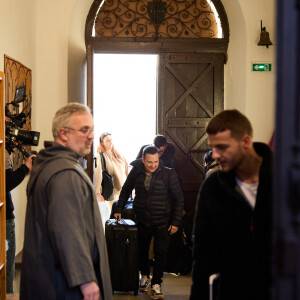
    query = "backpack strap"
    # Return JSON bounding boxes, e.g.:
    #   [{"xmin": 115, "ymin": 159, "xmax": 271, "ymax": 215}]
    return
[{"xmin": 99, "ymin": 152, "xmax": 106, "ymax": 171}]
